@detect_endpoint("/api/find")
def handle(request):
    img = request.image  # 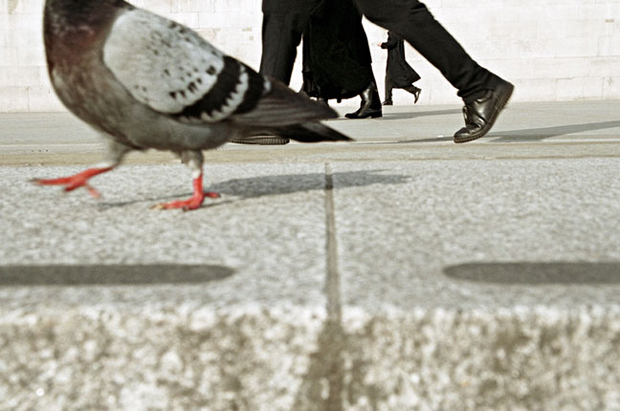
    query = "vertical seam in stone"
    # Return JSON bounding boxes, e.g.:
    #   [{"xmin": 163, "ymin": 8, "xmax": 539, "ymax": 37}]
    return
[
  {"xmin": 323, "ymin": 163, "xmax": 344, "ymax": 411},
  {"xmin": 325, "ymin": 162, "xmax": 342, "ymax": 323}
]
